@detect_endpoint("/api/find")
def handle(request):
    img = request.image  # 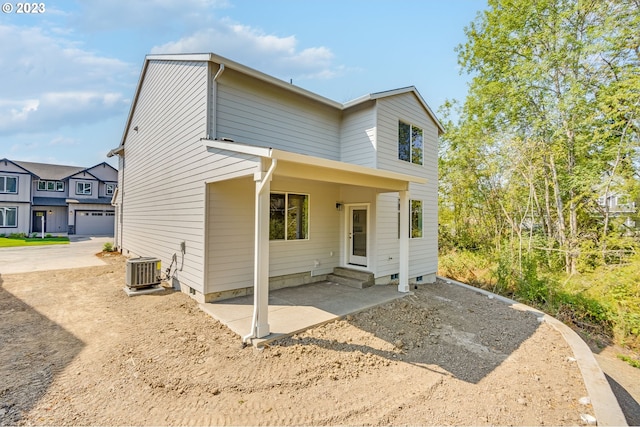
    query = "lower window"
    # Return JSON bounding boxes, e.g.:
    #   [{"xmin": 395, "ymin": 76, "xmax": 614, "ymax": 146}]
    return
[
  {"xmin": 411, "ymin": 200, "xmax": 423, "ymax": 238},
  {"xmin": 397, "ymin": 199, "xmax": 424, "ymax": 238},
  {"xmin": 270, "ymin": 193, "xmax": 309, "ymax": 240},
  {"xmin": 0, "ymin": 207, "xmax": 17, "ymax": 227}
]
